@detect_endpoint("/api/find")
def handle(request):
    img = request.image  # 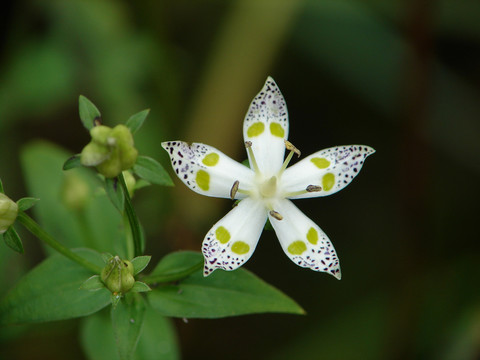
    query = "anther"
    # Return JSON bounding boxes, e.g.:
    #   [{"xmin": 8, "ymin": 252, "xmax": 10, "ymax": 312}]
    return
[
  {"xmin": 230, "ymin": 180, "xmax": 239, "ymax": 200},
  {"xmin": 285, "ymin": 140, "xmax": 301, "ymax": 158},
  {"xmin": 245, "ymin": 141, "xmax": 252, "ymax": 148},
  {"xmin": 306, "ymin": 185, "xmax": 322, "ymax": 192},
  {"xmin": 269, "ymin": 210, "xmax": 283, "ymax": 221}
]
